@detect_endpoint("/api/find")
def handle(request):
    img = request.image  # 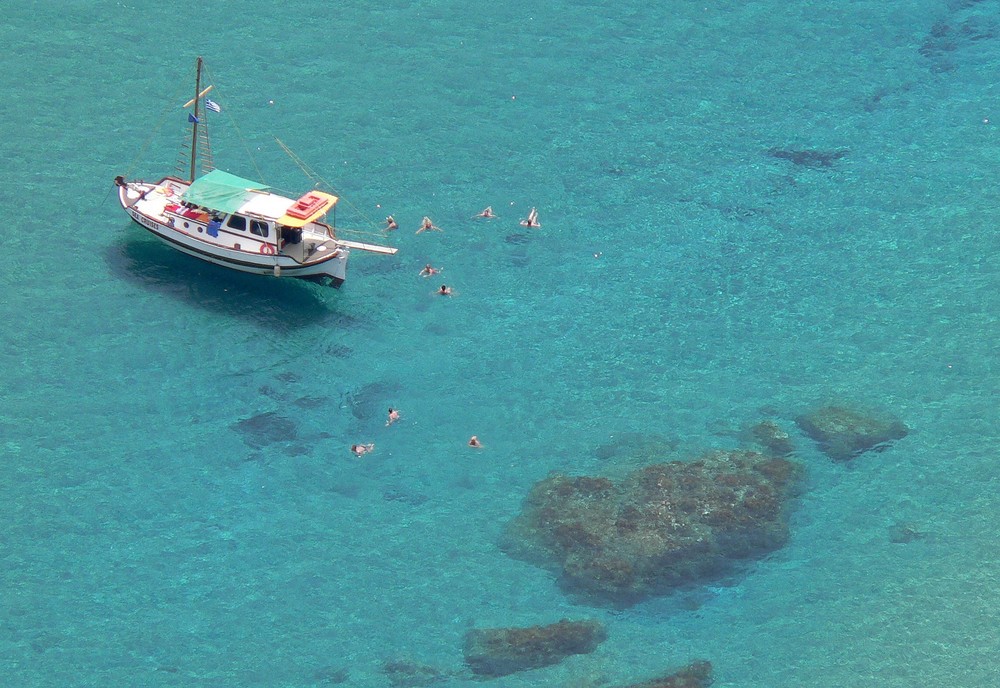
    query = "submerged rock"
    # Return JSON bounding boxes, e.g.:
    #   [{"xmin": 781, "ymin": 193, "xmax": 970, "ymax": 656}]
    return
[
  {"xmin": 887, "ymin": 521, "xmax": 926, "ymax": 544},
  {"xmin": 382, "ymin": 659, "xmax": 448, "ymax": 687},
  {"xmin": 232, "ymin": 411, "xmax": 297, "ymax": 447},
  {"xmin": 463, "ymin": 619, "xmax": 607, "ymax": 677},
  {"xmin": 618, "ymin": 660, "xmax": 713, "ymax": 688},
  {"xmin": 767, "ymin": 147, "xmax": 847, "ymax": 168},
  {"xmin": 503, "ymin": 450, "xmax": 801, "ymax": 606},
  {"xmin": 744, "ymin": 420, "xmax": 794, "ymax": 457},
  {"xmin": 504, "ymin": 232, "xmax": 531, "ymax": 245},
  {"xmin": 795, "ymin": 405, "xmax": 907, "ymax": 462},
  {"xmin": 312, "ymin": 665, "xmax": 350, "ymax": 684},
  {"xmin": 343, "ymin": 380, "xmax": 403, "ymax": 421}
]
